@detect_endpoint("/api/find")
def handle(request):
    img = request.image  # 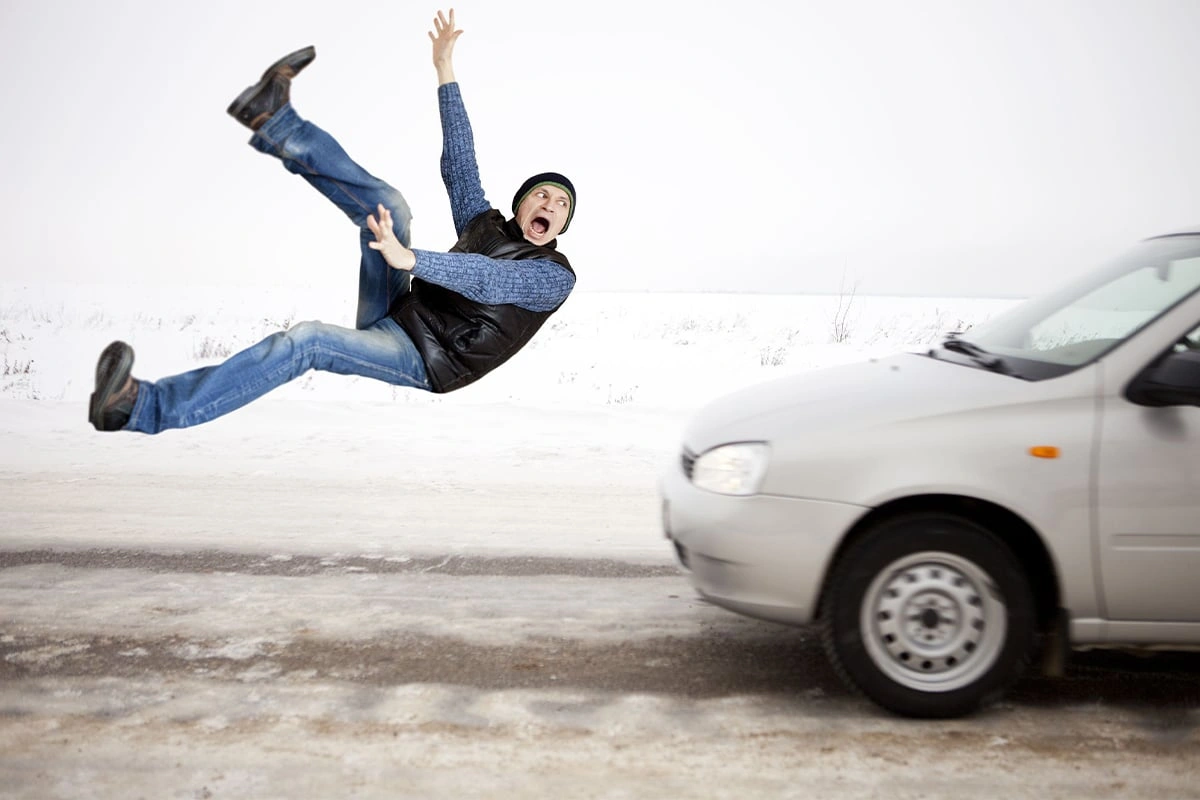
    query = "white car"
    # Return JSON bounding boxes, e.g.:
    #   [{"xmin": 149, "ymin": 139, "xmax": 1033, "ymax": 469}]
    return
[{"xmin": 660, "ymin": 230, "xmax": 1200, "ymax": 718}]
